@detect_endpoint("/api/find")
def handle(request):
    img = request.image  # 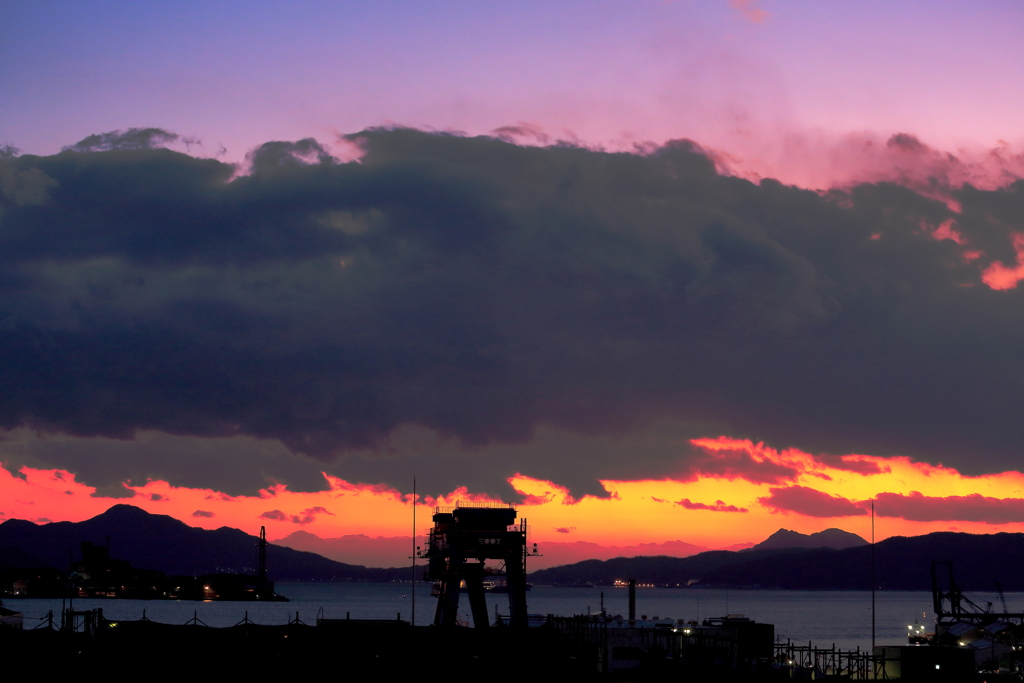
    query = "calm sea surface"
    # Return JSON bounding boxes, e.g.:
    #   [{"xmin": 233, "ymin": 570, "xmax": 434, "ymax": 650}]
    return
[{"xmin": 11, "ymin": 584, "xmax": 1021, "ymax": 652}]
